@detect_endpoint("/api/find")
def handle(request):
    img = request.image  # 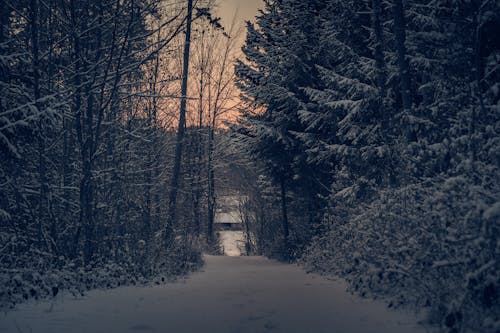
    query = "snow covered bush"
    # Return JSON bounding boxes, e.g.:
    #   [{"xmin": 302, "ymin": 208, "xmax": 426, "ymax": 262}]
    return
[
  {"xmin": 302, "ymin": 165, "xmax": 499, "ymax": 332},
  {"xmin": 0, "ymin": 245, "xmax": 203, "ymax": 310}
]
